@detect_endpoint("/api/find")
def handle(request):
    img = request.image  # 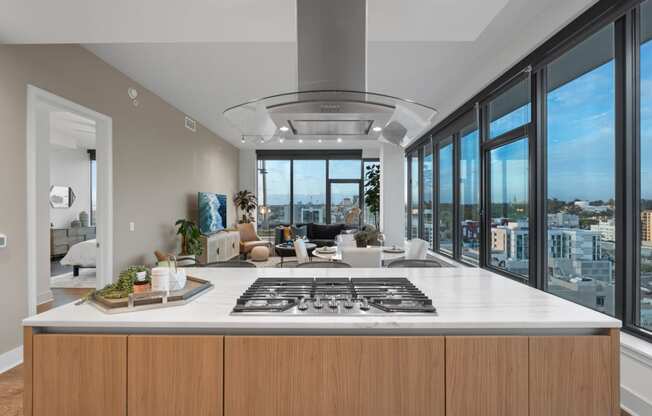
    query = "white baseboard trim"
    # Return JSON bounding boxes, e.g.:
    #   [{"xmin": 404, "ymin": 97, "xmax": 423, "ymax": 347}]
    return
[
  {"xmin": 0, "ymin": 345, "xmax": 23, "ymax": 374},
  {"xmin": 622, "ymin": 385, "xmax": 652, "ymax": 416},
  {"xmin": 37, "ymin": 289, "xmax": 53, "ymax": 306}
]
